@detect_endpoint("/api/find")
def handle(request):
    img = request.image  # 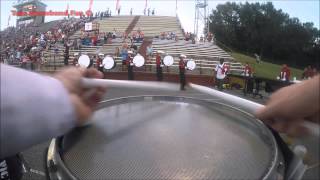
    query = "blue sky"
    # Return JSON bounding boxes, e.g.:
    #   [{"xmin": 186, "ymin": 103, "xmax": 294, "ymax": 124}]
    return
[{"xmin": 1, "ymin": 0, "xmax": 319, "ymax": 34}]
